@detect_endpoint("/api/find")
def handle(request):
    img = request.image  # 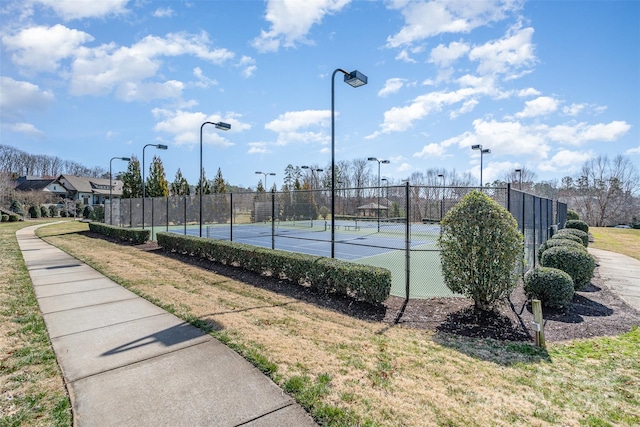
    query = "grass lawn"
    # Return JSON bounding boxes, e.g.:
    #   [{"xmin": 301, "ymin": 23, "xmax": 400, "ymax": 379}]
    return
[
  {"xmin": 20, "ymin": 220, "xmax": 639, "ymax": 426},
  {"xmin": 590, "ymin": 227, "xmax": 640, "ymax": 261},
  {"xmin": 0, "ymin": 220, "xmax": 72, "ymax": 427}
]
